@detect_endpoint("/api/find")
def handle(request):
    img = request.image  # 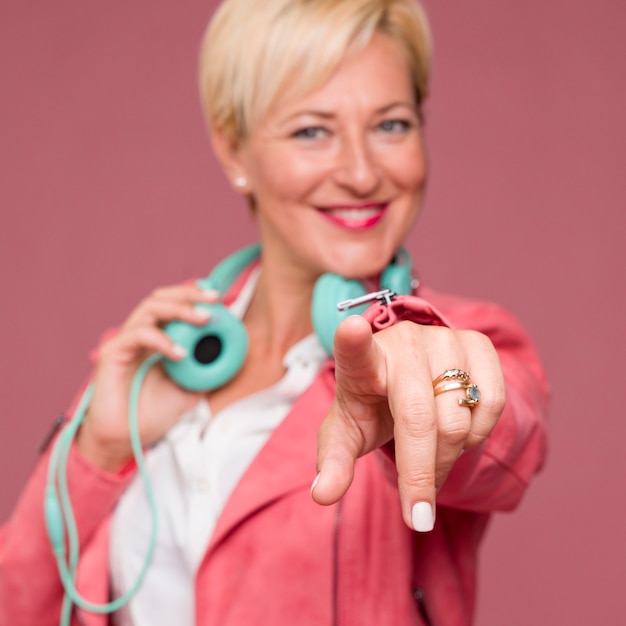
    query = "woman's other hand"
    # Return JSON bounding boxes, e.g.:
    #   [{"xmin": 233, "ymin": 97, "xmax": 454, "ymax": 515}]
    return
[
  {"xmin": 75, "ymin": 285, "xmax": 220, "ymax": 472},
  {"xmin": 312, "ymin": 315, "xmax": 505, "ymax": 531}
]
